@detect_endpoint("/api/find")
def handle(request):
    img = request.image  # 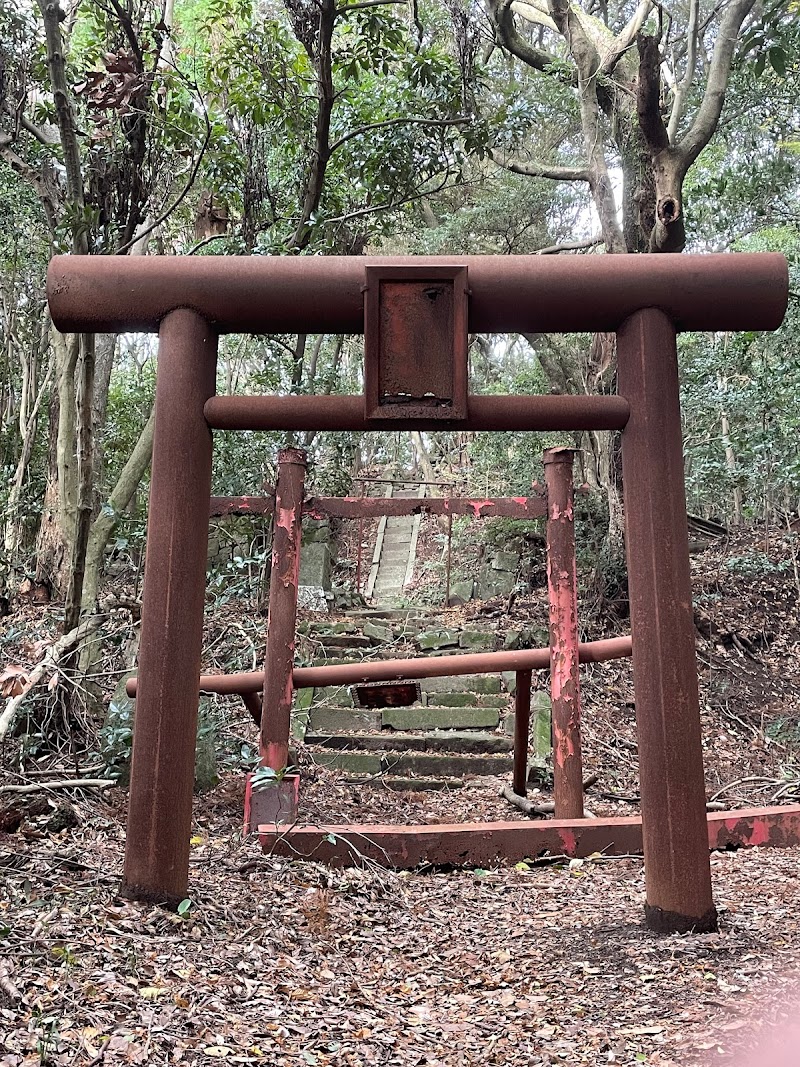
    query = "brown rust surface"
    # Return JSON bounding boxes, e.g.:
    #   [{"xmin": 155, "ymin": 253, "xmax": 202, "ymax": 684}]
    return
[
  {"xmin": 208, "ymin": 495, "xmax": 548, "ymax": 519},
  {"xmin": 512, "ymin": 670, "xmax": 532, "ymax": 797},
  {"xmin": 126, "ymin": 636, "xmax": 633, "ymax": 697},
  {"xmin": 261, "ymin": 448, "xmax": 306, "ymax": 770},
  {"xmin": 364, "ymin": 266, "xmax": 468, "ymax": 420},
  {"xmin": 121, "ymin": 310, "xmax": 217, "ymax": 907},
  {"xmin": 203, "ymin": 394, "xmax": 631, "ymax": 433},
  {"xmin": 545, "ymin": 449, "xmax": 584, "ymax": 820},
  {"xmin": 259, "ymin": 806, "xmax": 800, "ymax": 870},
  {"xmin": 48, "ymin": 253, "xmax": 788, "ymax": 334},
  {"xmin": 618, "ymin": 308, "xmax": 716, "ymax": 933}
]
